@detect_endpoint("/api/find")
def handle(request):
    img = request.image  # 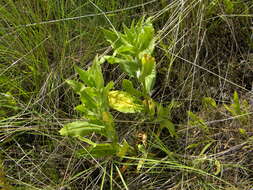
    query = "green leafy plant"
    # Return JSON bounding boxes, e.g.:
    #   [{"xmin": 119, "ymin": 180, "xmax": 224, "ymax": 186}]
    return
[
  {"xmin": 224, "ymin": 91, "xmax": 250, "ymax": 125},
  {"xmin": 103, "ymin": 17, "xmax": 156, "ymax": 96},
  {"xmin": 59, "ymin": 56, "xmax": 127, "ymax": 158},
  {"xmin": 103, "ymin": 17, "xmax": 177, "ymax": 137},
  {"xmin": 188, "ymin": 111, "xmax": 209, "ymax": 133},
  {"xmin": 59, "ymin": 17, "xmax": 177, "ymax": 158}
]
